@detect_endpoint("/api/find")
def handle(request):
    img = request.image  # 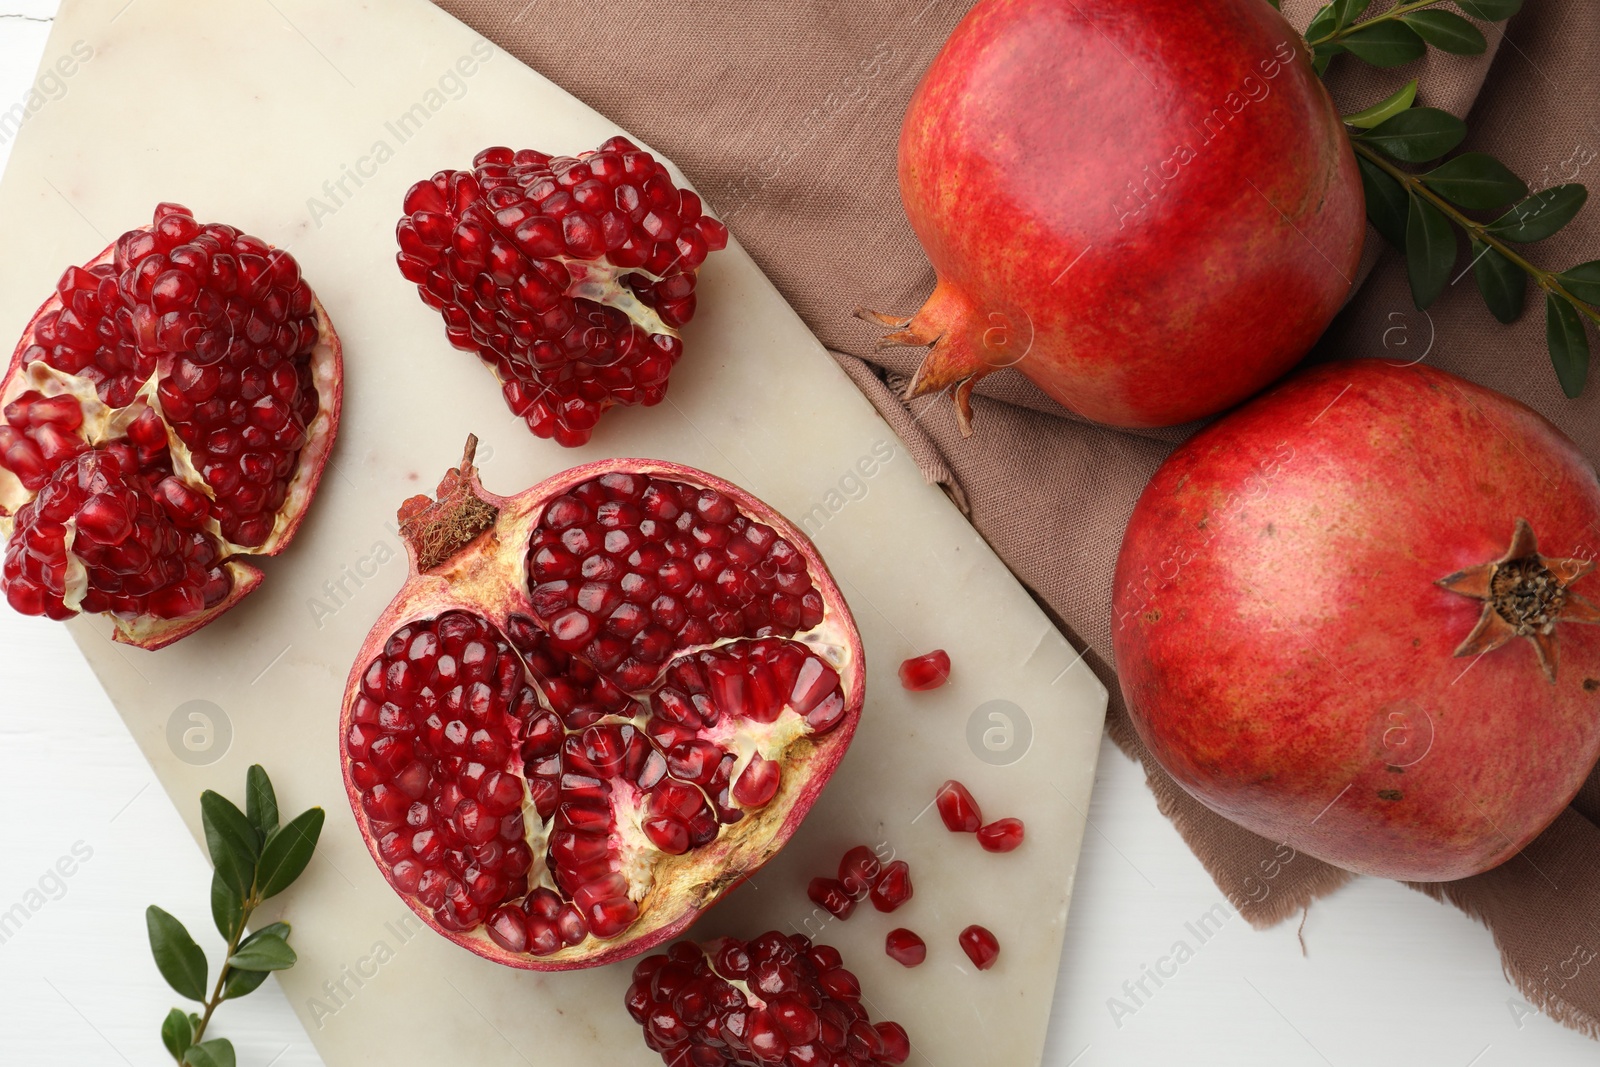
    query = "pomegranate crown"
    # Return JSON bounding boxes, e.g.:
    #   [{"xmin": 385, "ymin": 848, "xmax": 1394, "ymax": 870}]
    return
[{"xmin": 397, "ymin": 435, "xmax": 499, "ymax": 571}]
